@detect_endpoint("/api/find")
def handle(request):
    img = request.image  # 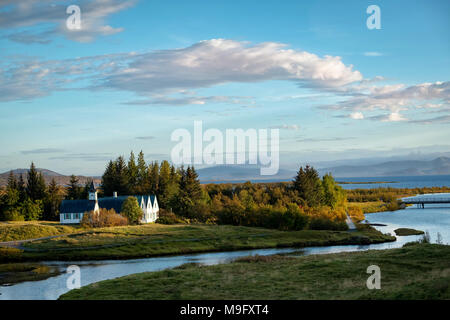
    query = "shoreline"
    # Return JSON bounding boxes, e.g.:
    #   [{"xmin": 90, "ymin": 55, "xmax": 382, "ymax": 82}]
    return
[
  {"xmin": 58, "ymin": 243, "xmax": 450, "ymax": 300},
  {"xmin": 0, "ymin": 223, "xmax": 395, "ymax": 264}
]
